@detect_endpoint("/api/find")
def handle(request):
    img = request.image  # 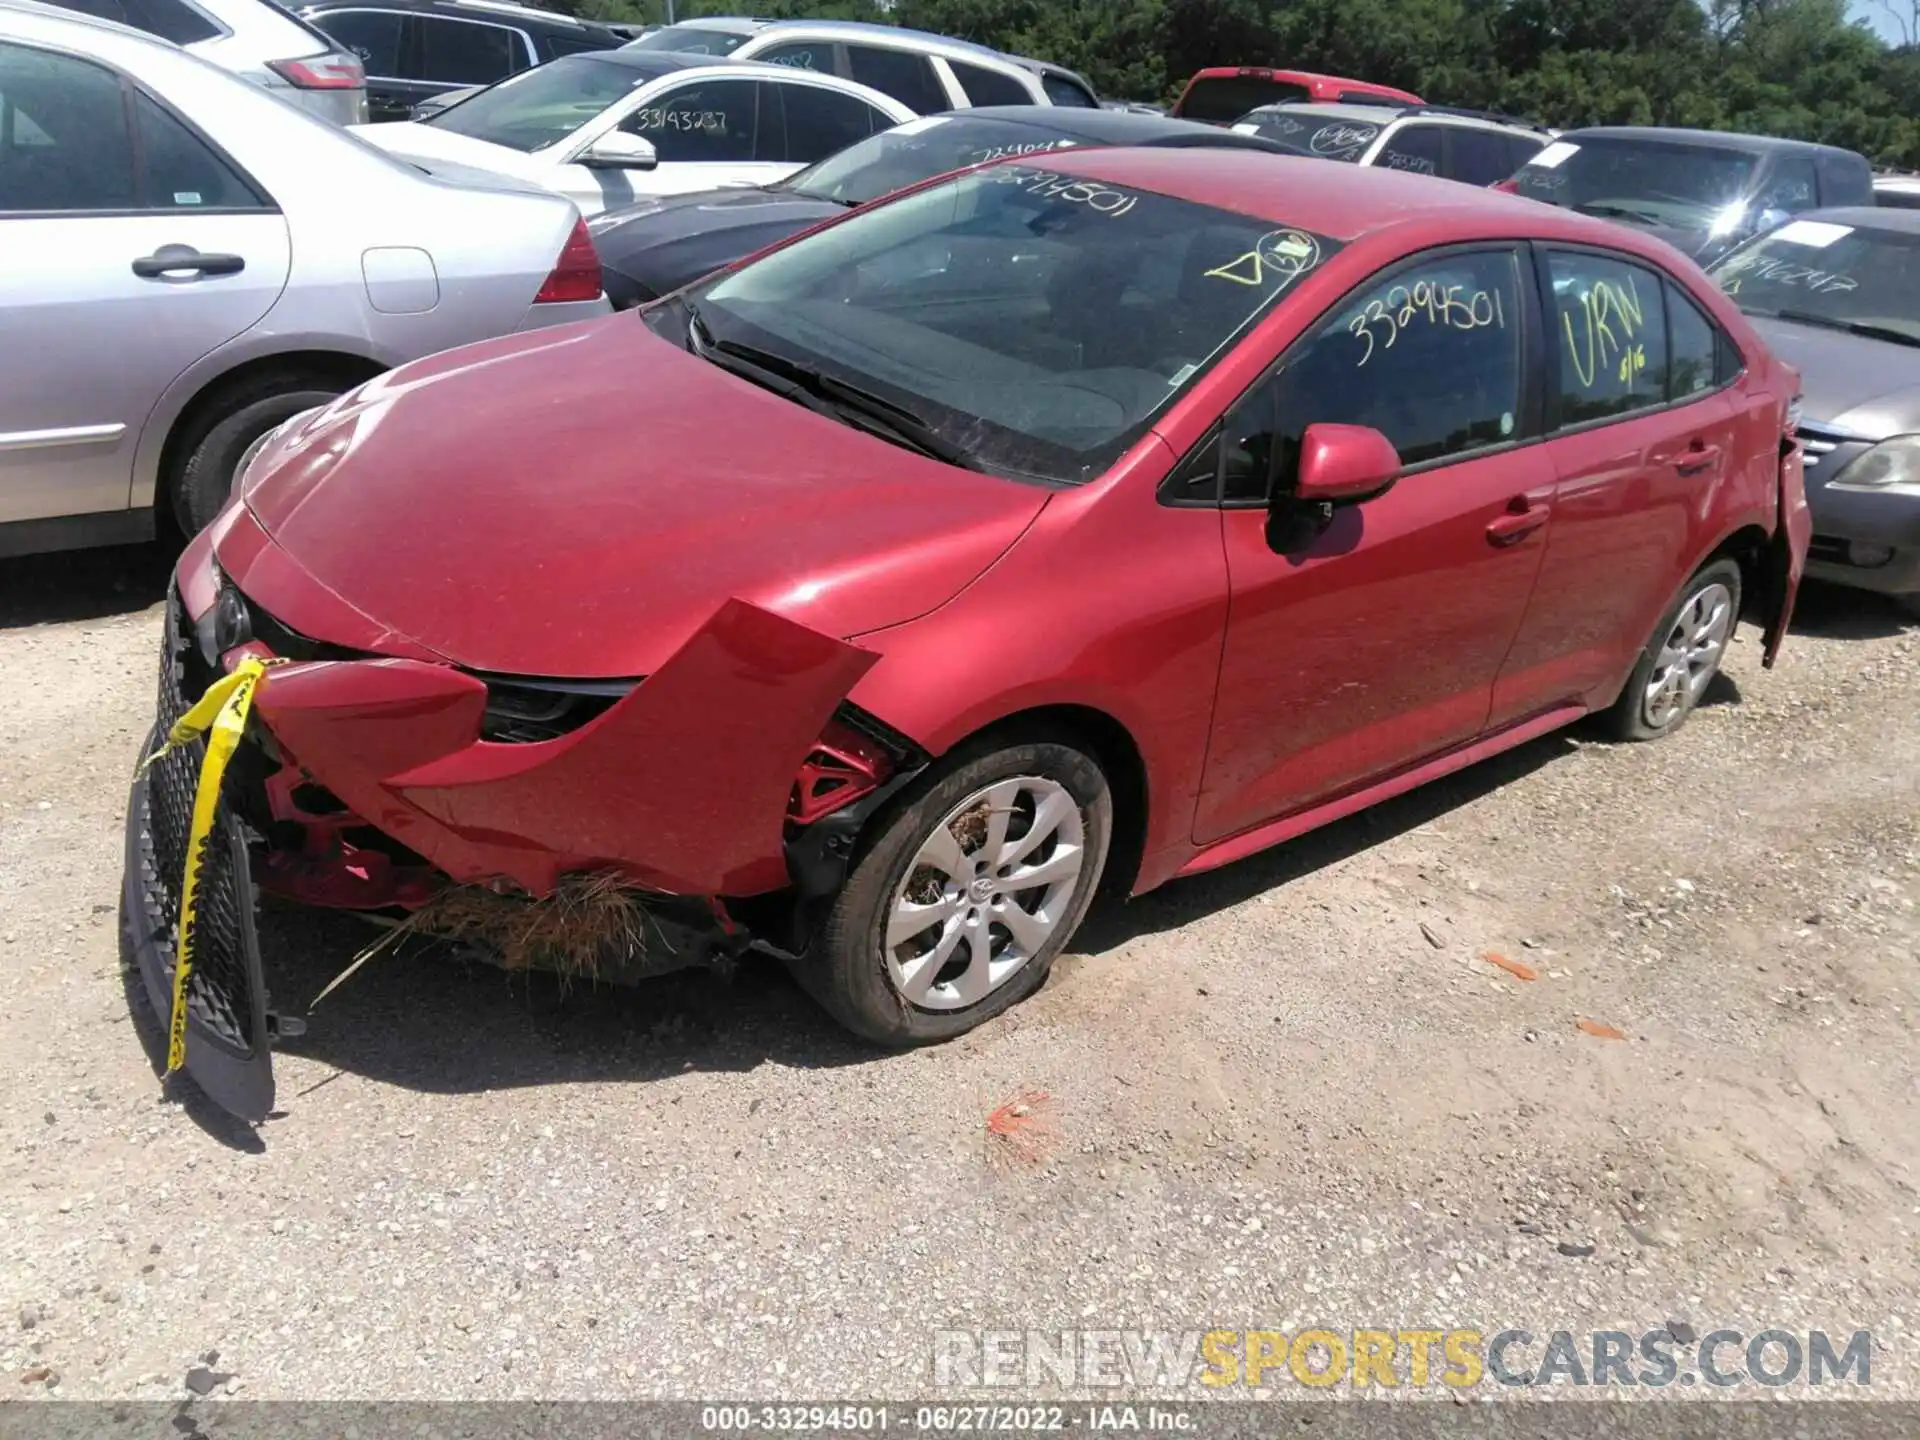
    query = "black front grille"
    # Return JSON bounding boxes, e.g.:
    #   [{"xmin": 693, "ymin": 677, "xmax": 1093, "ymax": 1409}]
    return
[
  {"xmin": 130, "ymin": 589, "xmax": 264, "ymax": 1056},
  {"xmin": 478, "ymin": 676, "xmax": 635, "ymax": 744}
]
